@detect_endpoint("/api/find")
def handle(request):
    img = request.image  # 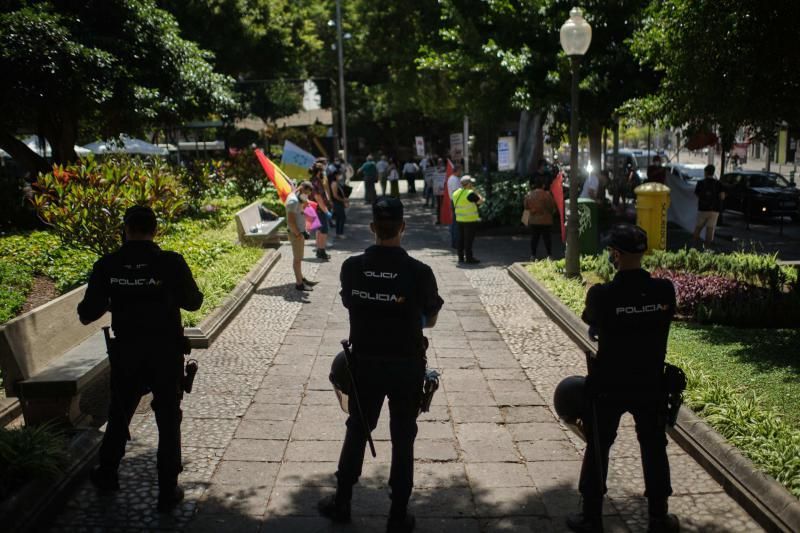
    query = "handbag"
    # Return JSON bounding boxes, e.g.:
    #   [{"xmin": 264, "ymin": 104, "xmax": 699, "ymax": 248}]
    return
[{"xmin": 521, "ymin": 209, "xmax": 532, "ymax": 226}]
